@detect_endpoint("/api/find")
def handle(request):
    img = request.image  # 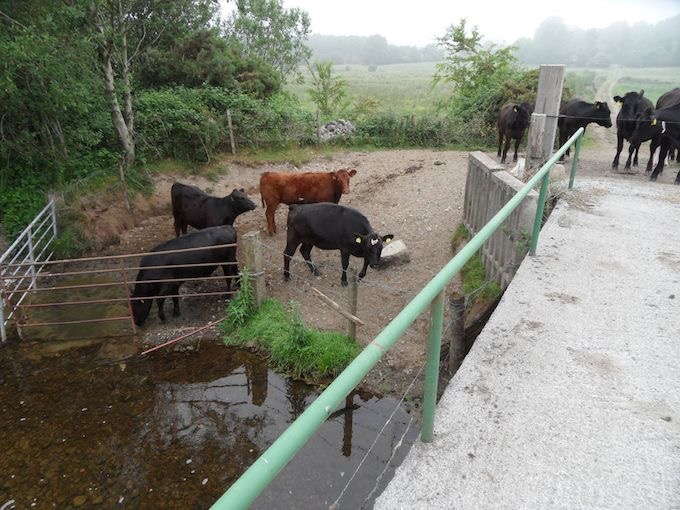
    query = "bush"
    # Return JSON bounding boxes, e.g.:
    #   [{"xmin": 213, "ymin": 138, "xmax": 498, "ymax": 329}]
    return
[{"xmin": 353, "ymin": 113, "xmax": 463, "ymax": 147}]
